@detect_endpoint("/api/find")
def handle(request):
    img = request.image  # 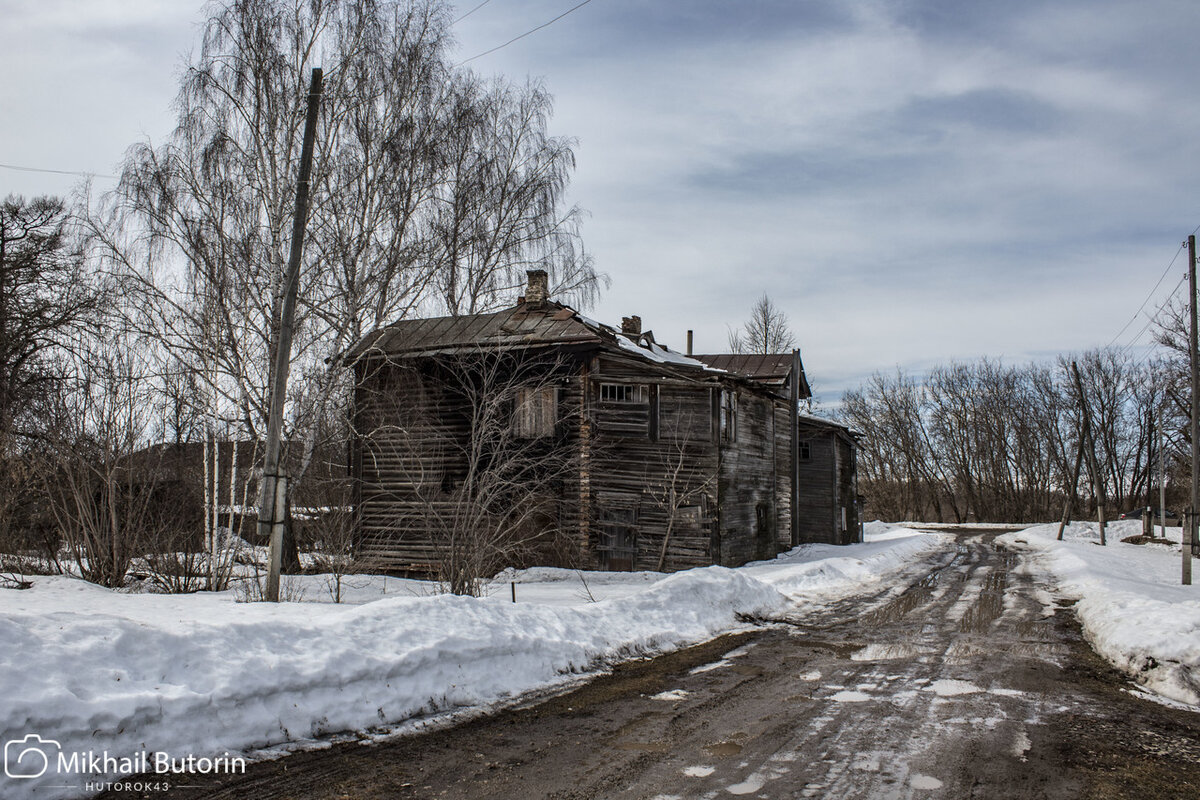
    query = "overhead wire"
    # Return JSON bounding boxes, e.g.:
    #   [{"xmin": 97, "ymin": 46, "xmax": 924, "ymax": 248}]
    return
[
  {"xmin": 6, "ymin": 1, "xmax": 595, "ymax": 180},
  {"xmin": 0, "ymin": 161, "xmax": 117, "ymax": 180},
  {"xmin": 458, "ymin": 0, "xmax": 596, "ymax": 65},
  {"xmin": 1106, "ymin": 242, "xmax": 1185, "ymax": 348},
  {"xmin": 452, "ymin": 0, "xmax": 494, "ymax": 24},
  {"xmin": 1106, "ymin": 222, "xmax": 1200, "ymax": 367},
  {"xmin": 1120, "ymin": 272, "xmax": 1187, "ymax": 358}
]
